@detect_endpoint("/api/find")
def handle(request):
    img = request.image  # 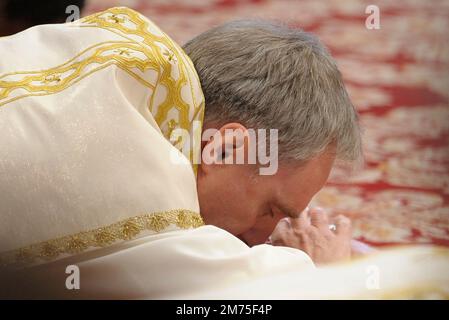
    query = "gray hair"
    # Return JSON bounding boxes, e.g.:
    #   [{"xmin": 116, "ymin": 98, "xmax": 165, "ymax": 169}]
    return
[{"xmin": 183, "ymin": 20, "xmax": 362, "ymax": 164}]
